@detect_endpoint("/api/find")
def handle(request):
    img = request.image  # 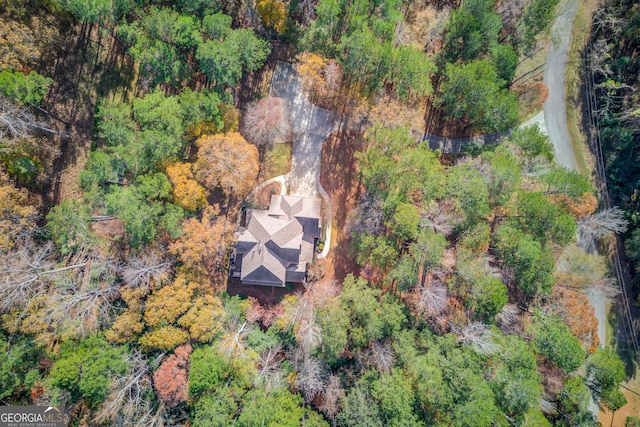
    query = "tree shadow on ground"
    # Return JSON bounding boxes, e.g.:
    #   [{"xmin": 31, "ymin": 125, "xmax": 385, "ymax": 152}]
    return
[
  {"xmin": 320, "ymin": 130, "xmax": 364, "ymax": 283},
  {"xmin": 608, "ymin": 305, "xmax": 639, "ymax": 380},
  {"xmin": 41, "ymin": 22, "xmax": 135, "ymax": 209}
]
